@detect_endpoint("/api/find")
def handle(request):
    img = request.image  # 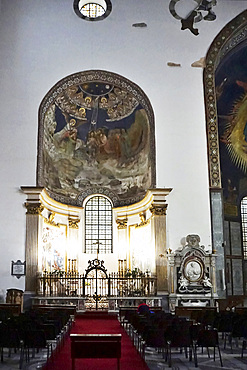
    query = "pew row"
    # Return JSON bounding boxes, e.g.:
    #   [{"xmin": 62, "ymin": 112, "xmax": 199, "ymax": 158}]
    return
[{"xmin": 70, "ymin": 333, "xmax": 122, "ymax": 370}]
